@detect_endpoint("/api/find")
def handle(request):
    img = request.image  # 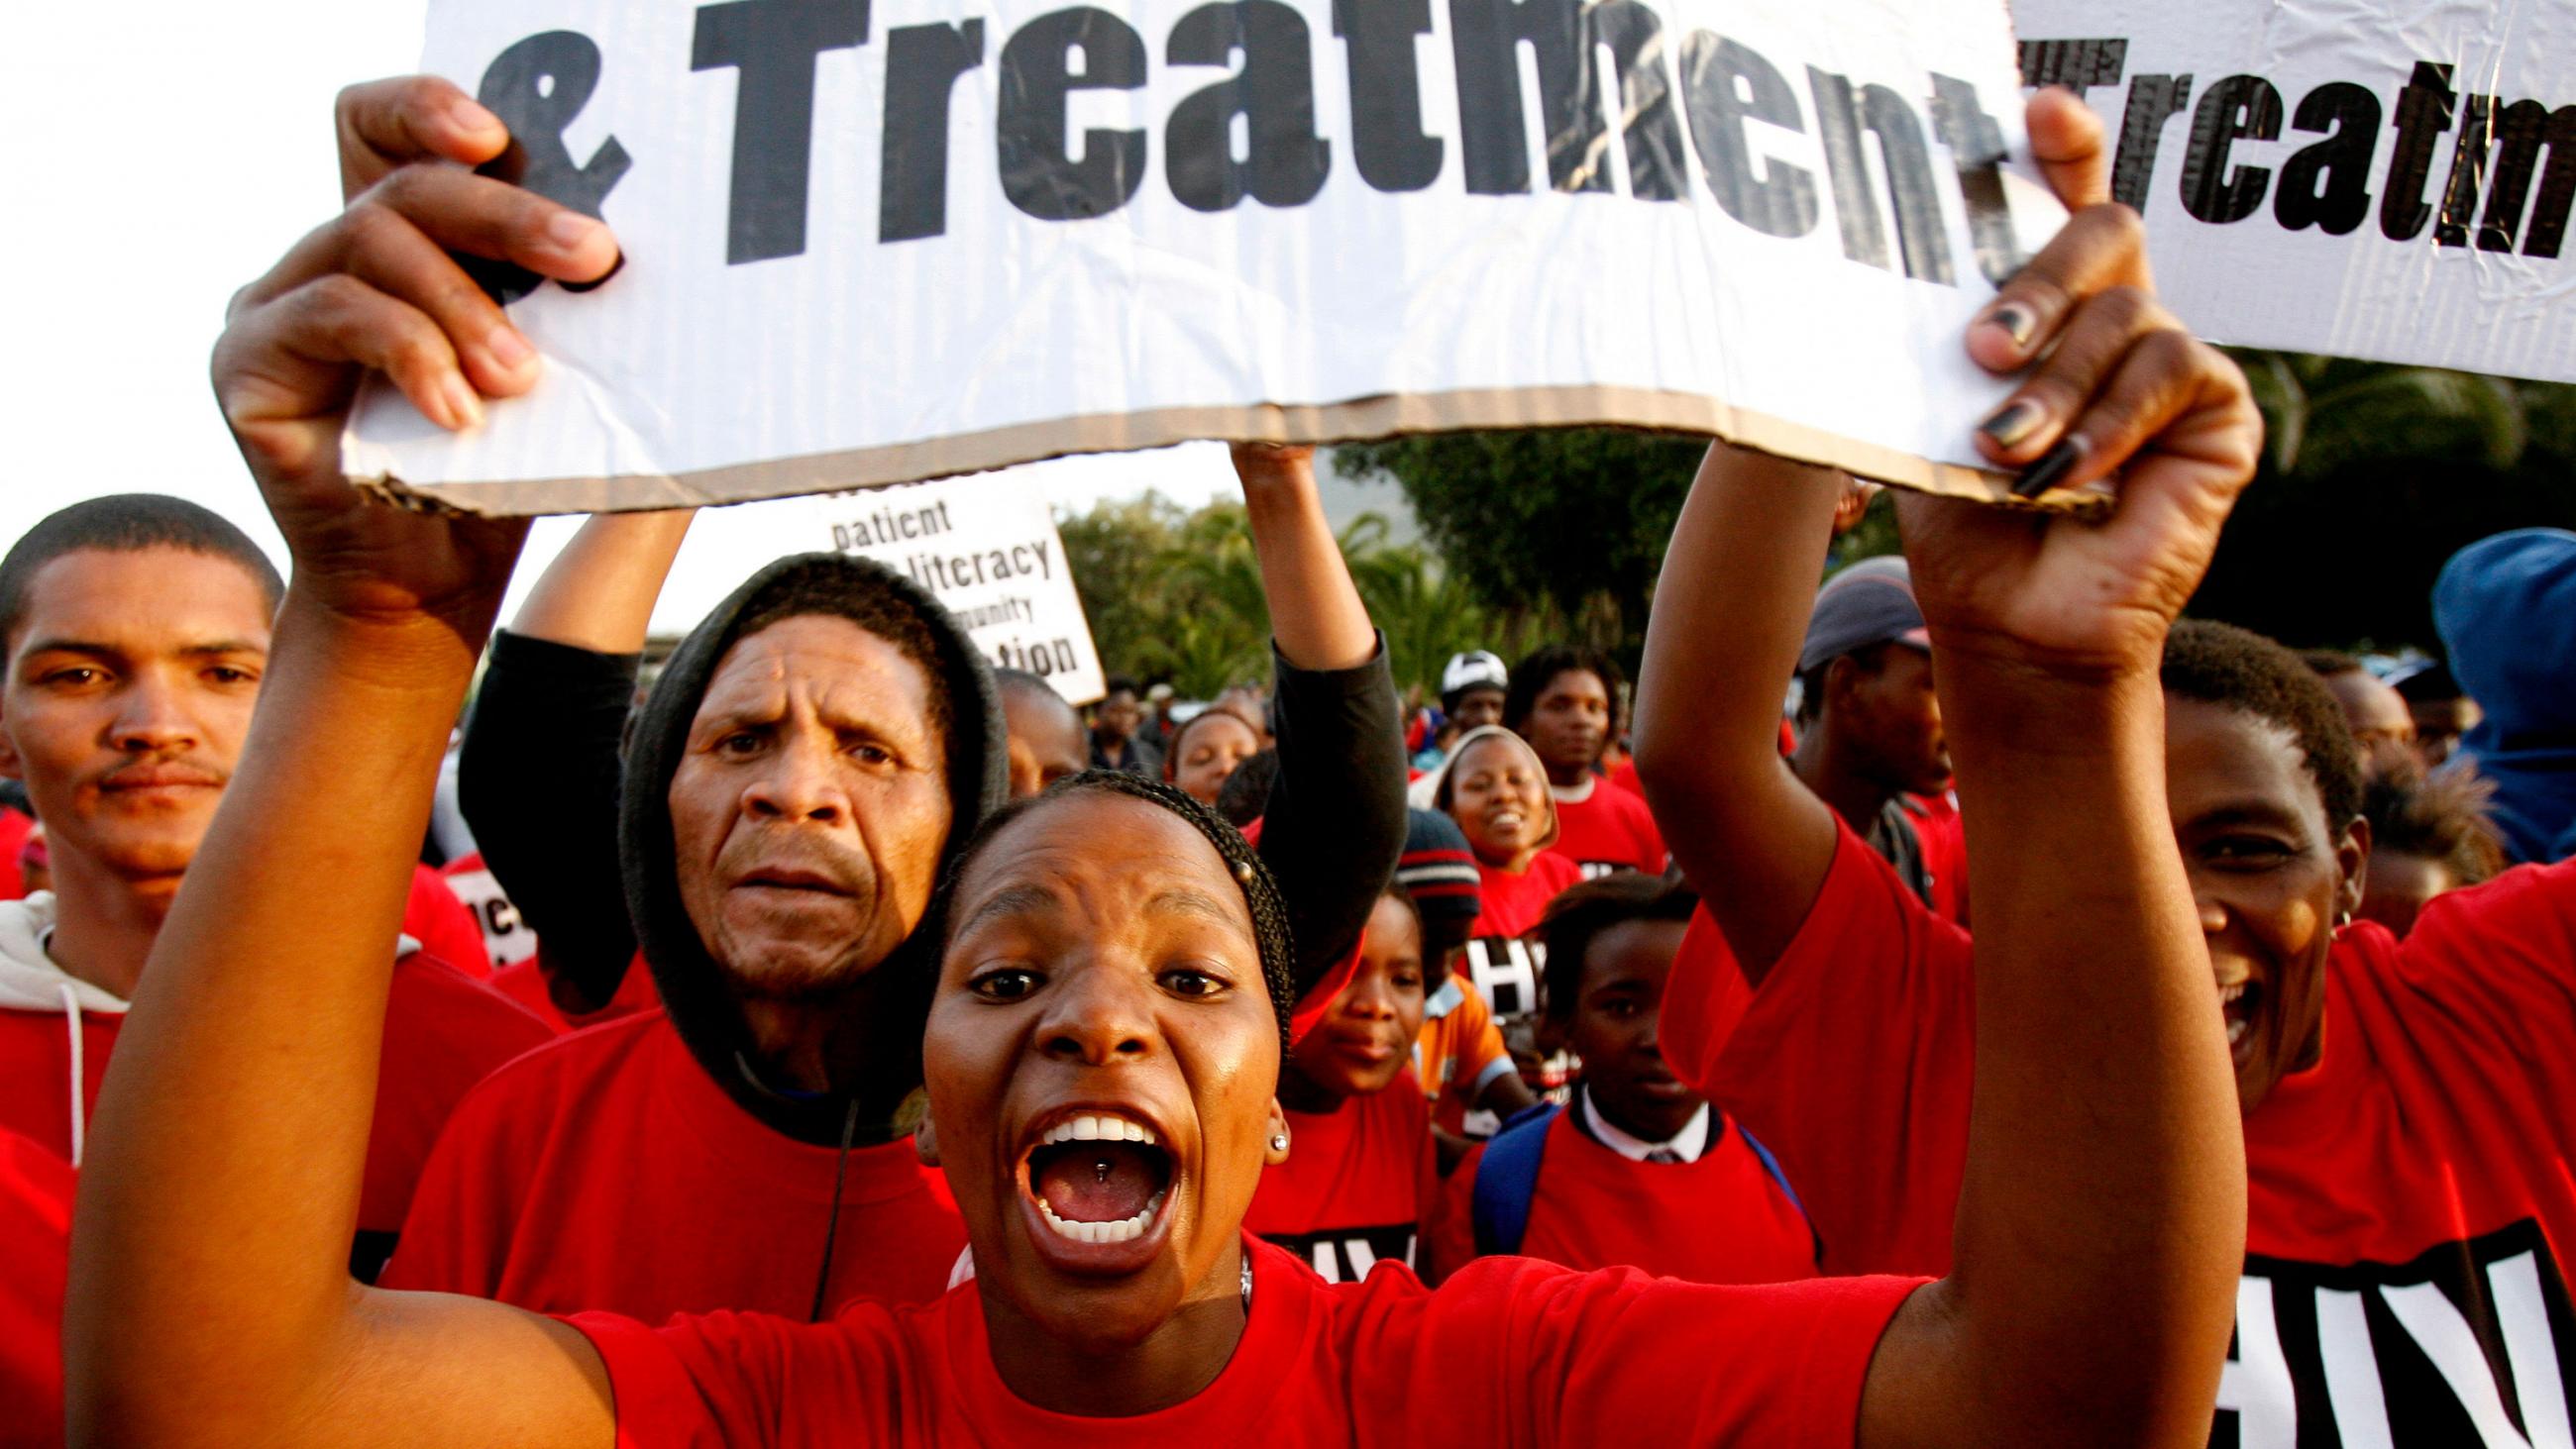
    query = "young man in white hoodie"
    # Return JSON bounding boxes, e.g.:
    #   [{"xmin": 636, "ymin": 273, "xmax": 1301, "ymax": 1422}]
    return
[{"xmin": 0, "ymin": 494, "xmax": 549, "ymax": 1281}]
